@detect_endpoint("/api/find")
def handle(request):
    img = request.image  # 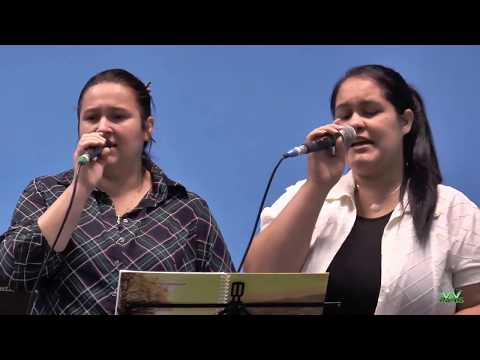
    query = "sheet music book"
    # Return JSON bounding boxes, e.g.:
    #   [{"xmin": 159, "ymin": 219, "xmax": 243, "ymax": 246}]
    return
[{"xmin": 115, "ymin": 271, "xmax": 329, "ymax": 315}]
